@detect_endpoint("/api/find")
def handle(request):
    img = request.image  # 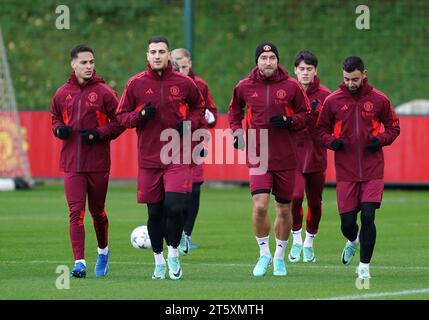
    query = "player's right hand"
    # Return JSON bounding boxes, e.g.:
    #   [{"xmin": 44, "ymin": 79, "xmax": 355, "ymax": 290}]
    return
[
  {"xmin": 311, "ymin": 99, "xmax": 320, "ymax": 112},
  {"xmin": 205, "ymin": 108, "xmax": 216, "ymax": 124},
  {"xmin": 139, "ymin": 102, "xmax": 156, "ymax": 122},
  {"xmin": 270, "ymin": 115, "xmax": 292, "ymax": 128},
  {"xmin": 80, "ymin": 129, "xmax": 100, "ymax": 145},
  {"xmin": 329, "ymin": 139, "xmax": 344, "ymax": 151},
  {"xmin": 56, "ymin": 125, "xmax": 71, "ymax": 140}
]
